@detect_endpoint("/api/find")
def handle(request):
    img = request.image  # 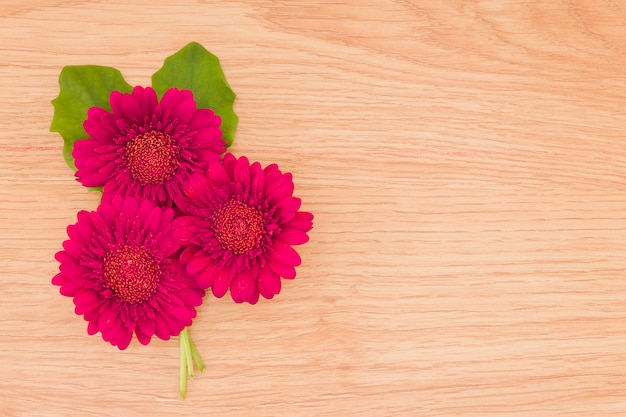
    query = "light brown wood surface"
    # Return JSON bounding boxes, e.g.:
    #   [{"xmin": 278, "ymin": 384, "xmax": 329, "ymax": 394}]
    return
[{"xmin": 2, "ymin": 1, "xmax": 626, "ymax": 415}]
